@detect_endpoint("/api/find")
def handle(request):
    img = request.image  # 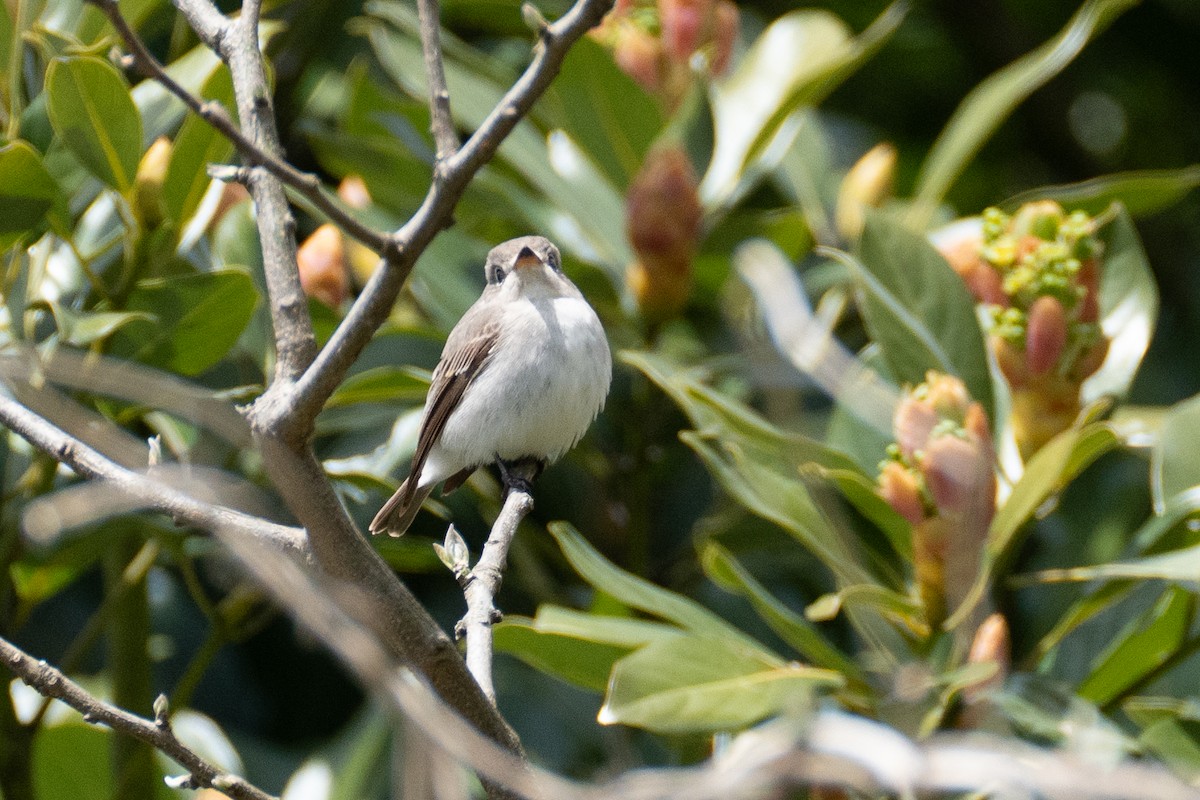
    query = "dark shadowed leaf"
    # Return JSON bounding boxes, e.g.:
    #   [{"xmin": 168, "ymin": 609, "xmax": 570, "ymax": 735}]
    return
[
  {"xmin": 1077, "ymin": 586, "xmax": 1193, "ymax": 707},
  {"xmin": 0, "ymin": 141, "xmax": 66, "ymax": 247},
  {"xmin": 911, "ymin": 0, "xmax": 1138, "ymax": 221}
]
